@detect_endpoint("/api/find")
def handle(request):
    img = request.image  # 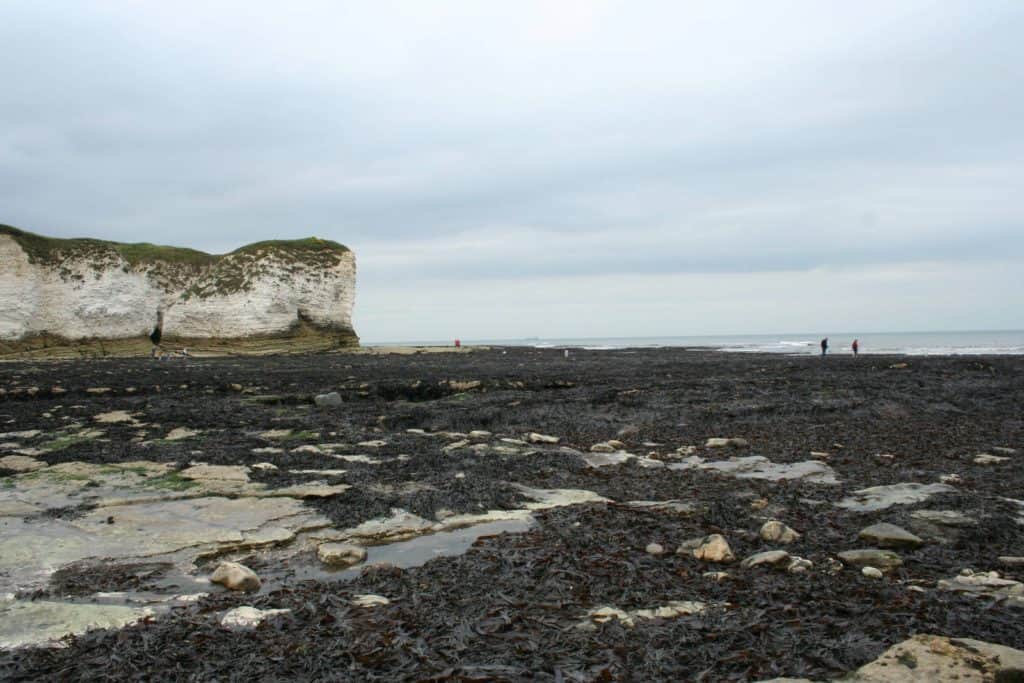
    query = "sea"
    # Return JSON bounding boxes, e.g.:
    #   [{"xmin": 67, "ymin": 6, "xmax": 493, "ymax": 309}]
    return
[{"xmin": 371, "ymin": 330, "xmax": 1024, "ymax": 356}]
